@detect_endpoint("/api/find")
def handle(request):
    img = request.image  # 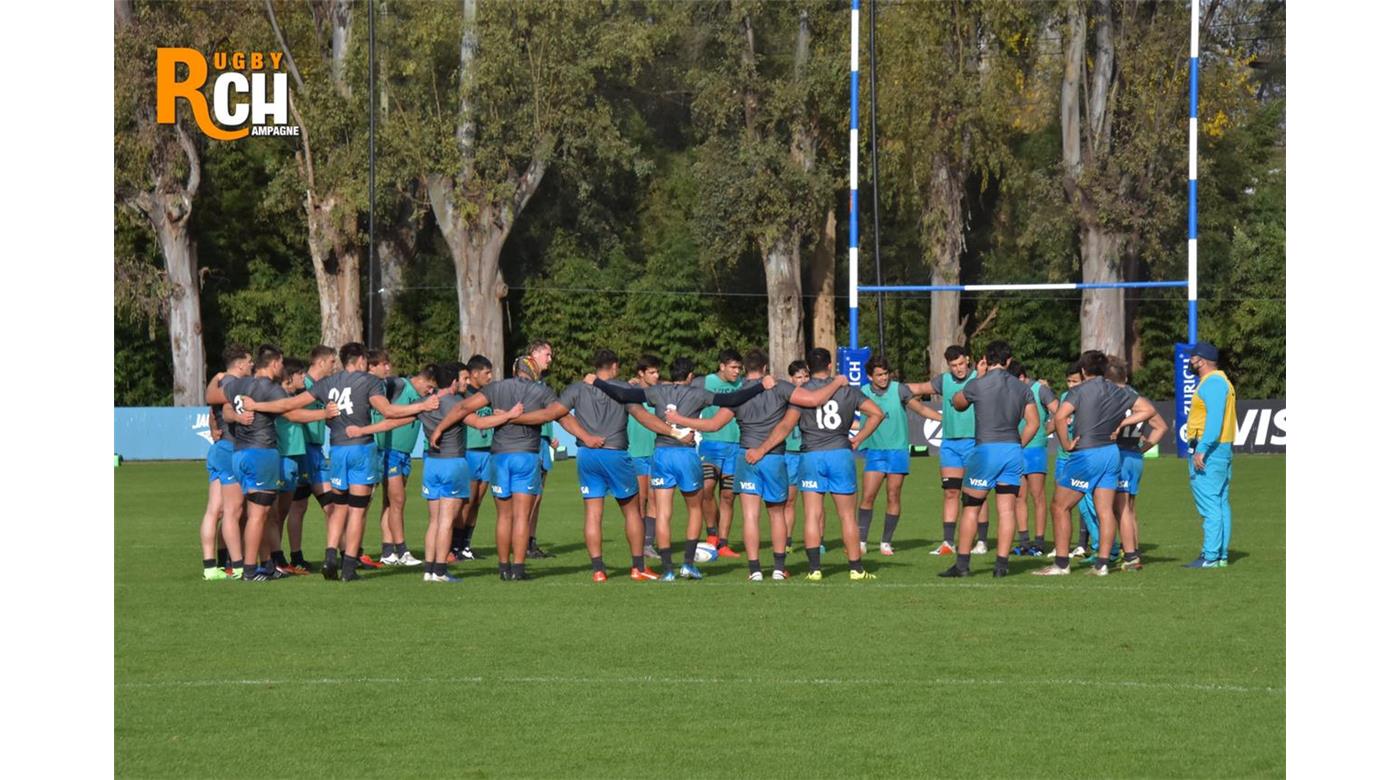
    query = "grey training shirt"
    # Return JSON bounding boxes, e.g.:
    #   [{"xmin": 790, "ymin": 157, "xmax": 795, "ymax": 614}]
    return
[
  {"xmin": 1115, "ymin": 385, "xmax": 1145, "ymax": 450},
  {"xmin": 420, "ymin": 392, "xmax": 465, "ymax": 458},
  {"xmin": 227, "ymin": 375, "xmax": 284, "ymax": 450},
  {"xmin": 559, "ymin": 380, "xmax": 632, "ymax": 450},
  {"xmin": 960, "ymin": 369, "xmax": 1034, "ymax": 445},
  {"xmin": 644, "ymin": 383, "xmax": 716, "ymax": 448},
  {"xmin": 795, "ymin": 377, "xmax": 866, "ymax": 452},
  {"xmin": 309, "ymin": 370, "xmax": 387, "ymax": 446},
  {"xmin": 732, "ymin": 378, "xmax": 796, "ymax": 448},
  {"xmin": 1063, "ymin": 377, "xmax": 1140, "ymax": 449},
  {"xmin": 481, "ymin": 377, "xmax": 559, "ymax": 454}
]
